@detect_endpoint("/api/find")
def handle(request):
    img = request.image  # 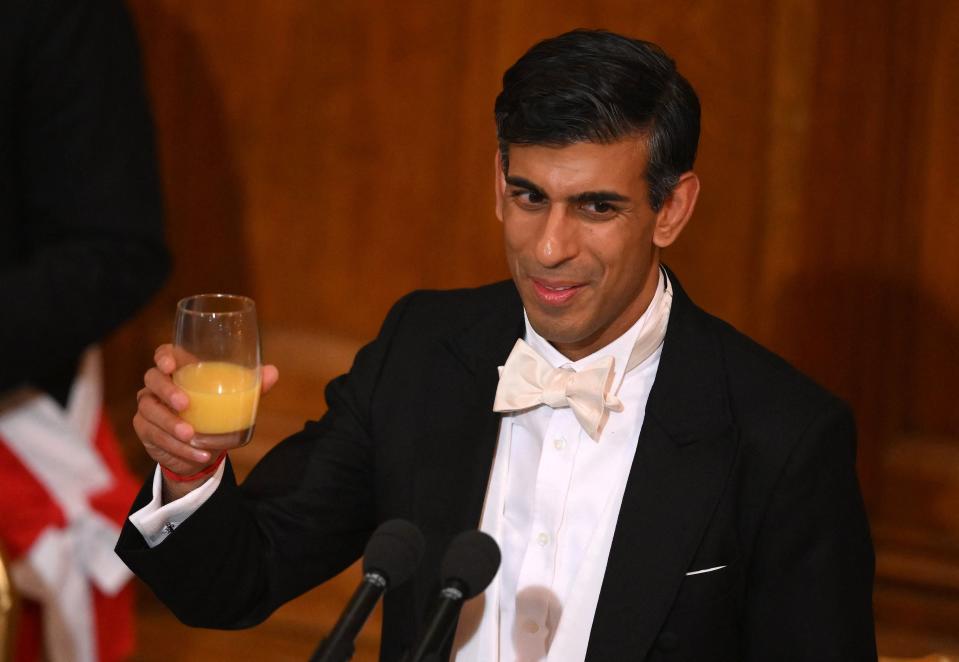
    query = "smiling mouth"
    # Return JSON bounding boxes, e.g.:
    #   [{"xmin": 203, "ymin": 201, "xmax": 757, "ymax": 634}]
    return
[{"xmin": 530, "ymin": 278, "xmax": 584, "ymax": 305}]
